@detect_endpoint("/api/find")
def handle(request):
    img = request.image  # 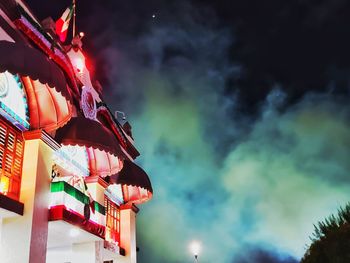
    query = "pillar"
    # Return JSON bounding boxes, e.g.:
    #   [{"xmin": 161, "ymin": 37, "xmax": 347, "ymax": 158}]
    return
[
  {"xmin": 0, "ymin": 131, "xmax": 55, "ymax": 263},
  {"xmin": 119, "ymin": 204, "xmax": 139, "ymax": 263}
]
